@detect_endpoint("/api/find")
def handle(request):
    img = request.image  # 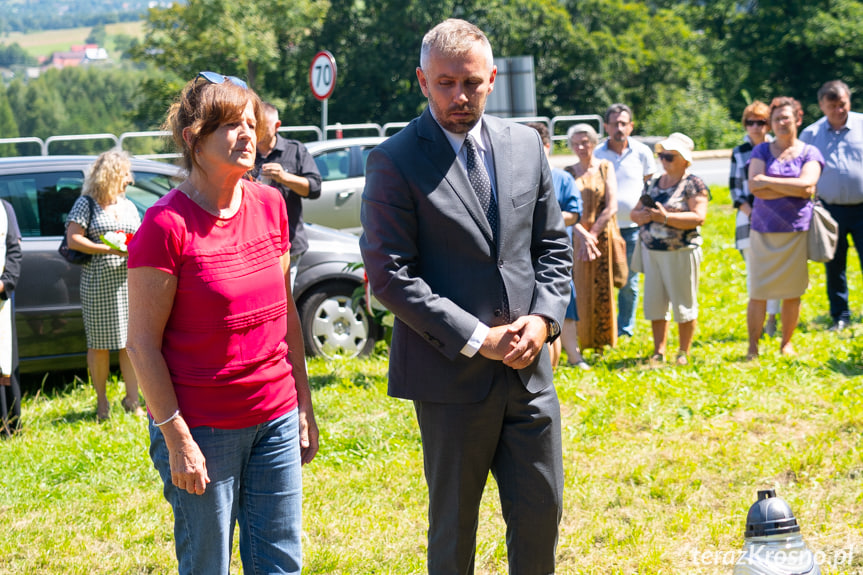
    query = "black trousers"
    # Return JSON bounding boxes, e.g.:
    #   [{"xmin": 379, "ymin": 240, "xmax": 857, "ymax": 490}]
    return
[{"xmin": 822, "ymin": 201, "xmax": 863, "ymax": 323}]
